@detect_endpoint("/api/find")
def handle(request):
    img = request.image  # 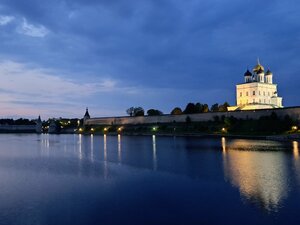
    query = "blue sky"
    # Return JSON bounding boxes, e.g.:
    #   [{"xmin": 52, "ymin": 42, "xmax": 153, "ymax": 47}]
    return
[{"xmin": 0, "ymin": 0, "xmax": 299, "ymax": 118}]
